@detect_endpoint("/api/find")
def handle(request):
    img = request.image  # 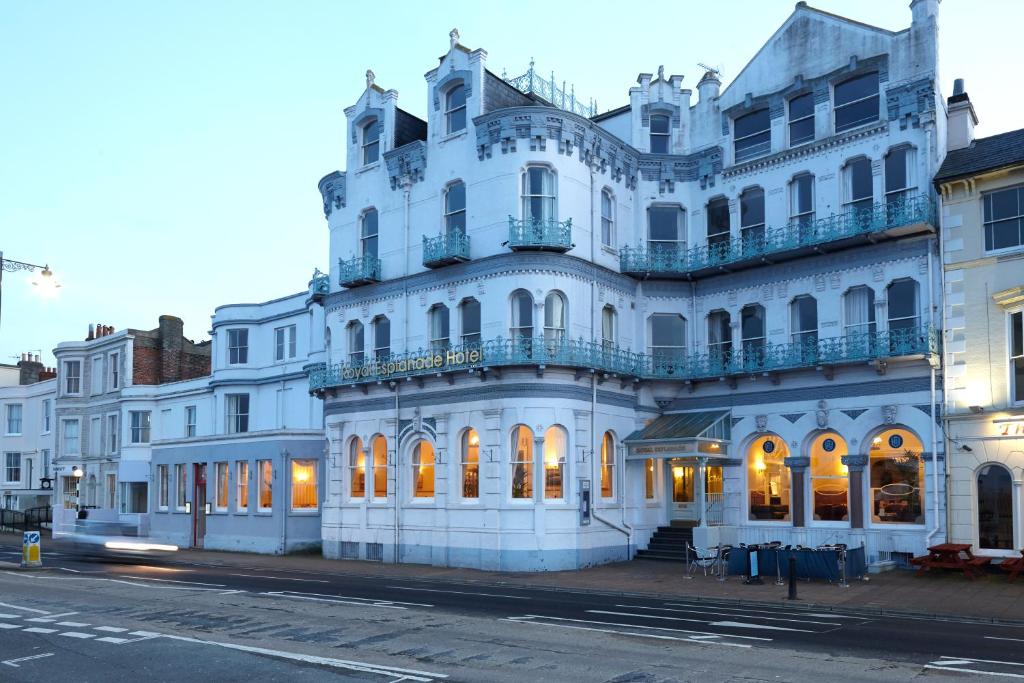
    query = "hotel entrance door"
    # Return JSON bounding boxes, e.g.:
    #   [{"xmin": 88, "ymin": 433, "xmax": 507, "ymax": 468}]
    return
[
  {"xmin": 192, "ymin": 463, "xmax": 207, "ymax": 549},
  {"xmin": 670, "ymin": 459, "xmax": 724, "ymax": 524}
]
